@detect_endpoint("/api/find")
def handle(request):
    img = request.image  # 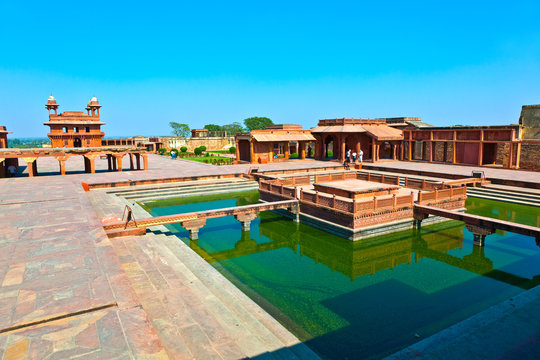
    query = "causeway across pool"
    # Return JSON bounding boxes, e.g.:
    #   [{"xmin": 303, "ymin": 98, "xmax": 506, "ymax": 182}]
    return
[{"xmin": 144, "ymin": 191, "xmax": 540, "ymax": 359}]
